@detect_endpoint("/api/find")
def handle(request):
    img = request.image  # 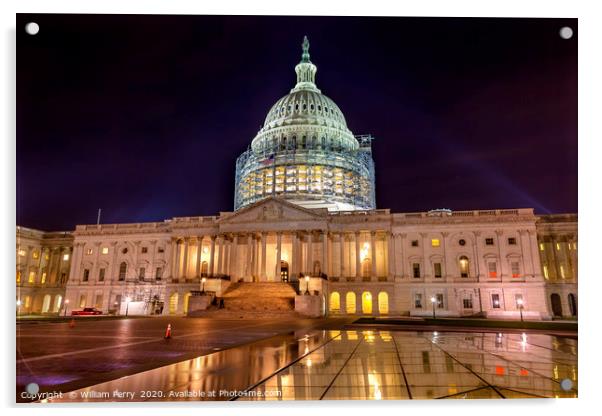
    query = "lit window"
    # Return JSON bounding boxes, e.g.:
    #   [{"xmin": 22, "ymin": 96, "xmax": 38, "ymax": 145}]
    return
[
  {"xmin": 543, "ymin": 265, "xmax": 549, "ymax": 279},
  {"xmin": 32, "ymin": 251, "xmax": 39, "ymax": 259},
  {"xmin": 431, "ymin": 239, "xmax": 440, "ymax": 247},
  {"xmin": 488, "ymin": 262, "xmax": 497, "ymax": 278},
  {"xmin": 18, "ymin": 249, "xmax": 26, "ymax": 257},
  {"xmin": 41, "ymin": 272, "xmax": 46, "ymax": 284},
  {"xmin": 102, "ymin": 247, "xmax": 109, "ymax": 254},
  {"xmin": 16, "ymin": 271, "xmax": 21, "ymax": 283},
  {"xmin": 560, "ymin": 265, "xmax": 565, "ymax": 279},
  {"xmin": 63, "ymin": 254, "xmax": 69, "ymax": 261},
  {"xmin": 556, "ymin": 243, "xmax": 561, "ymax": 251},
  {"xmin": 28, "ymin": 271, "xmax": 35, "ymax": 283},
  {"xmin": 459, "ymin": 256, "xmax": 469, "ymax": 278},
  {"xmin": 491, "ymin": 294, "xmax": 501, "ymax": 308},
  {"xmin": 539, "ymin": 243, "xmax": 545, "ymax": 251},
  {"xmin": 86, "ymin": 248, "xmax": 93, "ymax": 255}
]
